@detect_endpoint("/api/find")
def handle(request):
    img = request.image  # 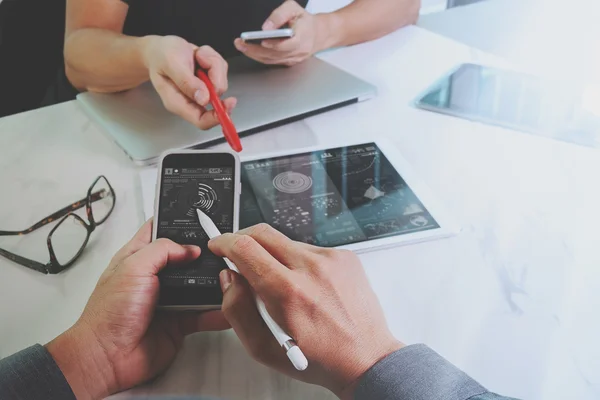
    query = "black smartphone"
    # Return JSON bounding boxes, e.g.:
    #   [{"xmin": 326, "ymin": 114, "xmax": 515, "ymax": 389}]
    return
[{"xmin": 153, "ymin": 150, "xmax": 241, "ymax": 310}]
